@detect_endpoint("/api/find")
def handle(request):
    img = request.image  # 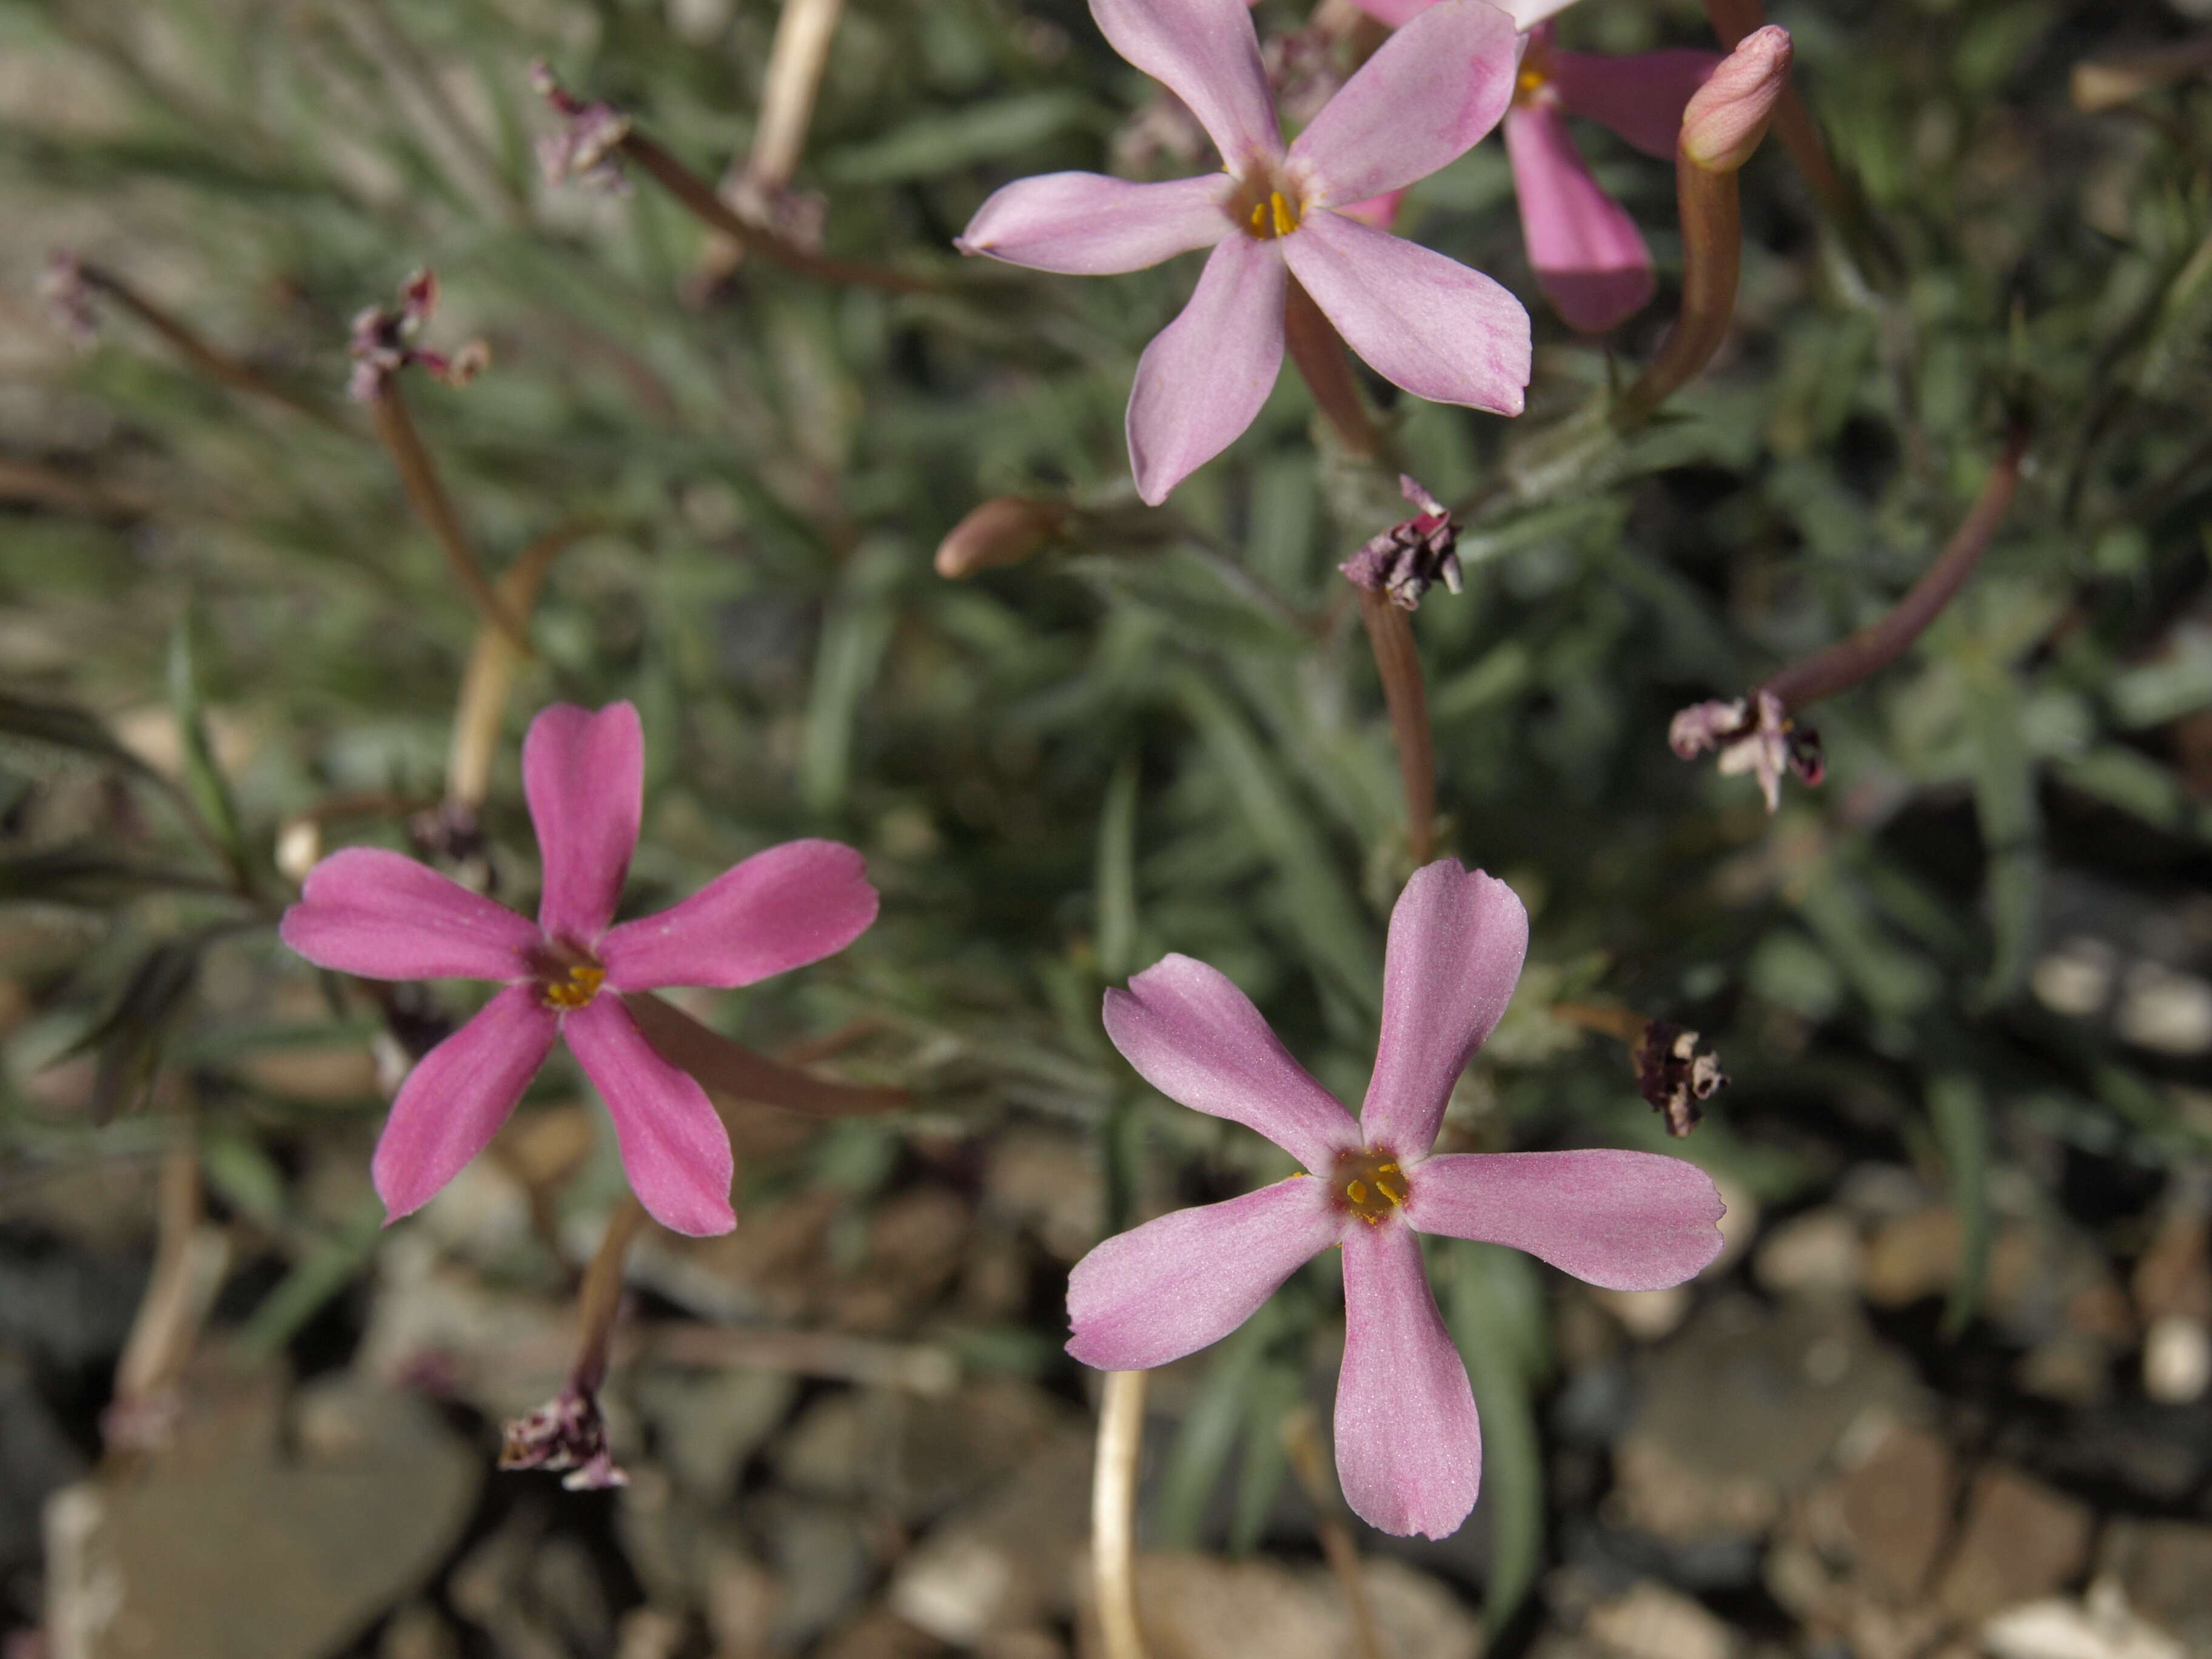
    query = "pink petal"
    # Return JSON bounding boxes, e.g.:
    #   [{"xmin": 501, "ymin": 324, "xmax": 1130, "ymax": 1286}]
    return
[
  {"xmin": 601, "ymin": 839, "xmax": 877, "ymax": 992},
  {"xmin": 525, "ymin": 702, "xmax": 643, "ymax": 948},
  {"xmin": 1067, "ymin": 1177, "xmax": 1342, "ymax": 1368},
  {"xmin": 372, "ymin": 985, "xmax": 558, "ymax": 1221},
  {"xmin": 1337, "ymin": 188, "xmax": 1408, "ymax": 232},
  {"xmin": 1353, "ymin": 0, "xmax": 1578, "ymax": 25},
  {"xmin": 1125, "ymin": 235, "xmax": 1285, "ymax": 504},
  {"xmin": 1290, "ymin": 0, "xmax": 1517, "ymax": 207},
  {"xmin": 1356, "ymin": 860, "xmax": 1528, "ymax": 1160},
  {"xmin": 1281, "ymin": 211, "xmax": 1529, "ymax": 416},
  {"xmin": 1090, "ymin": 0, "xmax": 1279, "ymax": 170},
  {"xmin": 1403, "ymin": 1150, "xmax": 1726, "ymax": 1289},
  {"xmin": 1335, "ymin": 1220, "xmax": 1480, "ymax": 1538},
  {"xmin": 1551, "ymin": 47, "xmax": 1720, "ymax": 160},
  {"xmin": 1102, "ymin": 954, "xmax": 1361, "ymax": 1171},
  {"xmin": 956, "ymin": 172, "xmax": 1231, "ymax": 274},
  {"xmin": 280, "ymin": 847, "xmax": 540, "ymax": 982},
  {"xmin": 566, "ymin": 996, "xmax": 737, "ymax": 1236},
  {"xmin": 1504, "ymin": 100, "xmax": 1655, "ymax": 334}
]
